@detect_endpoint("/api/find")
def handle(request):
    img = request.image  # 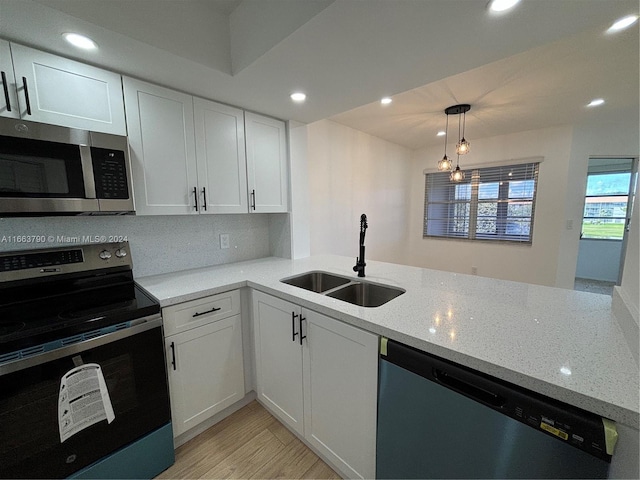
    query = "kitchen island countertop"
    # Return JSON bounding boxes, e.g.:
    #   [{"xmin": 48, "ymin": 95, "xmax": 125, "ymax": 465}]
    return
[{"xmin": 136, "ymin": 255, "xmax": 639, "ymax": 429}]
